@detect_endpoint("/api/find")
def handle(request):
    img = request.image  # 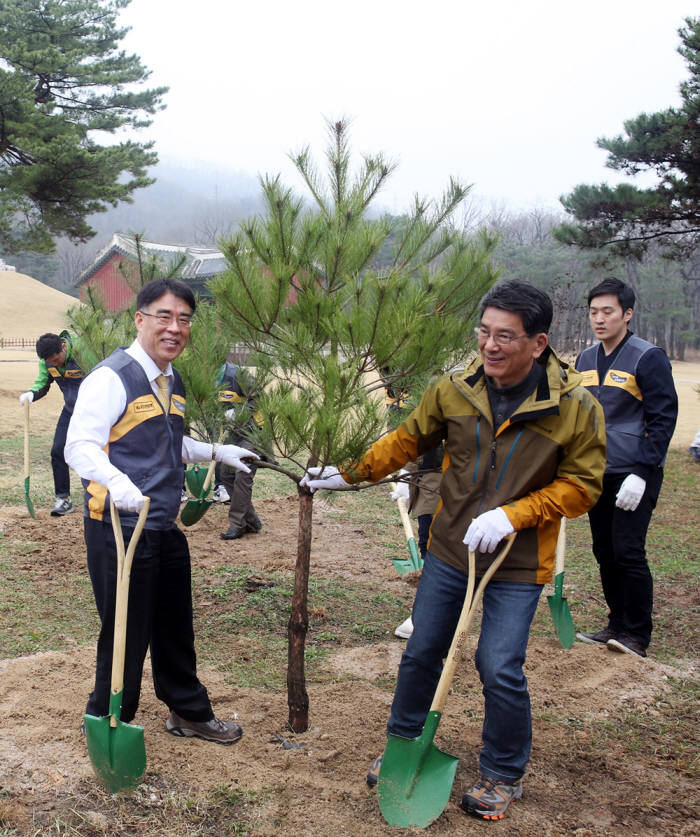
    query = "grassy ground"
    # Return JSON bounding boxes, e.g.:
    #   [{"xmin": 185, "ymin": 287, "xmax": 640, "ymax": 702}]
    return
[{"xmin": 0, "ymin": 436, "xmax": 698, "ymax": 835}]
